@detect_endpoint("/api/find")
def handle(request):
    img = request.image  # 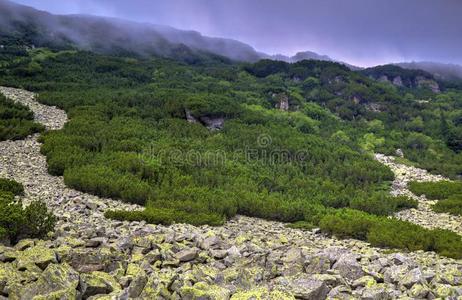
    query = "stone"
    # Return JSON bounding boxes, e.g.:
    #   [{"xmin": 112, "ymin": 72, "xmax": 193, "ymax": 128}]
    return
[
  {"xmin": 80, "ymin": 271, "xmax": 121, "ymax": 298},
  {"xmin": 17, "ymin": 245, "xmax": 58, "ymax": 270},
  {"xmin": 15, "ymin": 263, "xmax": 79, "ymax": 299},
  {"xmin": 409, "ymin": 283, "xmax": 431, "ymax": 298},
  {"xmin": 326, "ymin": 285, "xmax": 352, "ymax": 299},
  {"xmin": 400, "ymin": 267, "xmax": 422, "ymax": 288},
  {"xmin": 304, "ymin": 255, "xmax": 331, "ymax": 274},
  {"xmin": 14, "ymin": 239, "xmax": 35, "ymax": 251},
  {"xmin": 180, "ymin": 282, "xmax": 231, "ymax": 300},
  {"xmin": 201, "ymin": 236, "xmax": 221, "ymax": 249},
  {"xmin": 288, "ymin": 275, "xmax": 330, "ymax": 300},
  {"xmin": 175, "ymin": 248, "xmax": 199, "ymax": 262},
  {"xmin": 352, "ymin": 275, "xmax": 376, "ymax": 288},
  {"xmin": 332, "ymin": 255, "xmax": 364, "ymax": 281}
]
